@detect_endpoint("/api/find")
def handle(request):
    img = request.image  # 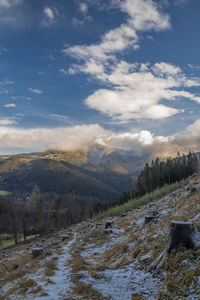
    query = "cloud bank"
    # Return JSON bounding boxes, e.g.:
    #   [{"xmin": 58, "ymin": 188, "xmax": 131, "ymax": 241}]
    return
[{"xmin": 0, "ymin": 120, "xmax": 199, "ymax": 156}]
